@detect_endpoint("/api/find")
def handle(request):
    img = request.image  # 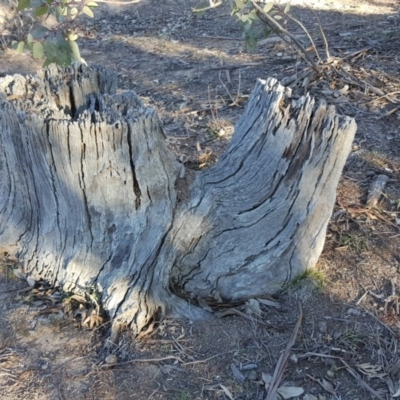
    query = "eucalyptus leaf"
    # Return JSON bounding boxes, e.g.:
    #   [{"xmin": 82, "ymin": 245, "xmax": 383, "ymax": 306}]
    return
[
  {"xmin": 32, "ymin": 42, "xmax": 44, "ymax": 59},
  {"xmin": 69, "ymin": 40, "xmax": 82, "ymax": 62},
  {"xmin": 17, "ymin": 41, "xmax": 25, "ymax": 54},
  {"xmin": 31, "ymin": 26, "xmax": 49, "ymax": 39},
  {"xmin": 70, "ymin": 7, "xmax": 78, "ymax": 17},
  {"xmin": 248, "ymin": 9, "xmax": 258, "ymax": 21},
  {"xmin": 277, "ymin": 386, "xmax": 304, "ymax": 399},
  {"xmin": 263, "ymin": 2, "xmax": 274, "ymax": 13},
  {"xmin": 235, "ymin": 0, "xmax": 245, "ymax": 9},
  {"xmin": 83, "ymin": 6, "xmax": 94, "ymax": 18},
  {"xmin": 17, "ymin": 0, "xmax": 30, "ymax": 11},
  {"xmin": 43, "ymin": 40, "xmax": 58, "ymax": 58},
  {"xmin": 68, "ymin": 32, "xmax": 78, "ymax": 41},
  {"xmin": 34, "ymin": 5, "xmax": 49, "ymax": 17}
]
